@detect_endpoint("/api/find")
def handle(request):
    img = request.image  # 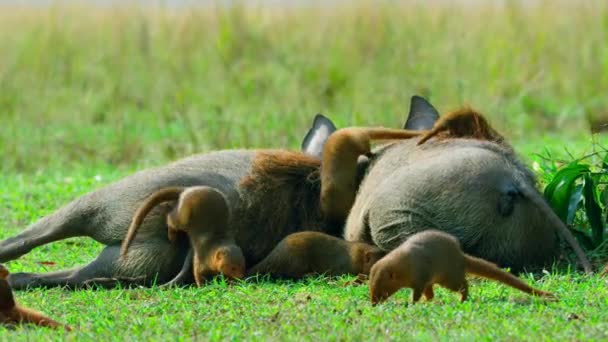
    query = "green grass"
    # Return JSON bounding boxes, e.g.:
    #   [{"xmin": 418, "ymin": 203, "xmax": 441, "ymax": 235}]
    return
[
  {"xmin": 1, "ymin": 1, "xmax": 608, "ymax": 340},
  {"xmin": 0, "ymin": 1, "xmax": 607, "ymax": 173},
  {"xmin": 2, "ymin": 170, "xmax": 606, "ymax": 340}
]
